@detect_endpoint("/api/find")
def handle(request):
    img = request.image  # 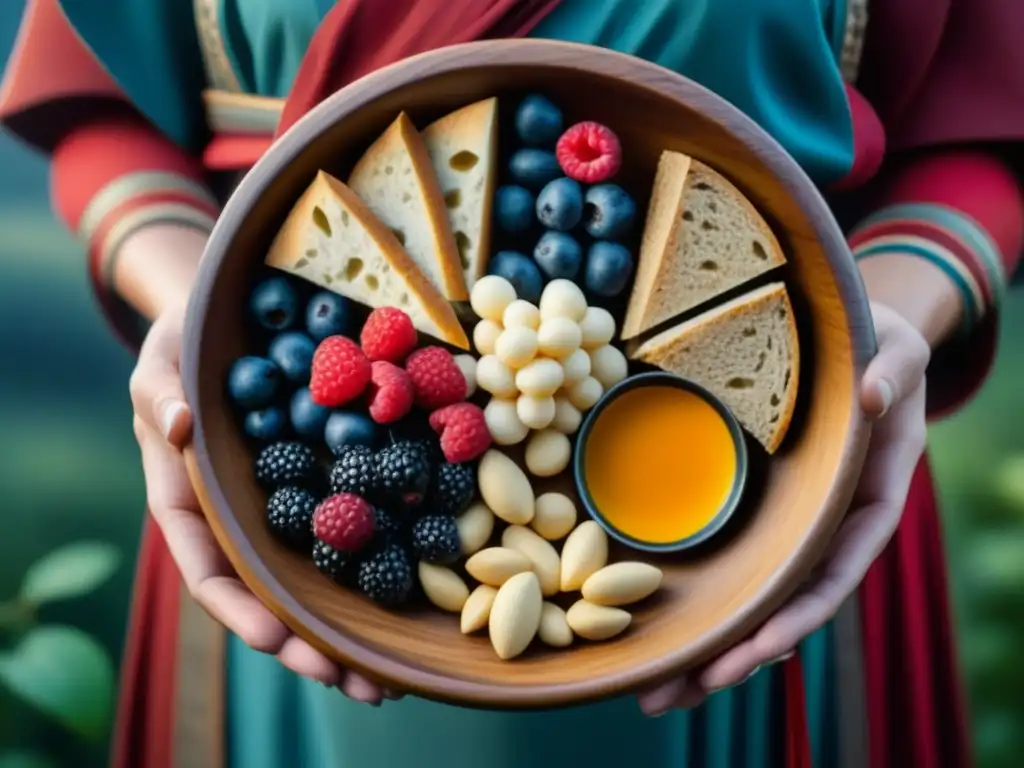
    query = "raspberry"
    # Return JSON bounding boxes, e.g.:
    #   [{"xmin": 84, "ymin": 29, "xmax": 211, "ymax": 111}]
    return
[
  {"xmin": 312, "ymin": 493, "xmax": 375, "ymax": 552},
  {"xmin": 360, "ymin": 307, "xmax": 418, "ymax": 363},
  {"xmin": 556, "ymin": 122, "xmax": 622, "ymax": 184},
  {"xmin": 309, "ymin": 336, "xmax": 371, "ymax": 407},
  {"xmin": 405, "ymin": 347, "xmax": 467, "ymax": 410},
  {"xmin": 367, "ymin": 361, "xmax": 415, "ymax": 423},
  {"xmin": 428, "ymin": 403, "xmax": 492, "ymax": 463}
]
